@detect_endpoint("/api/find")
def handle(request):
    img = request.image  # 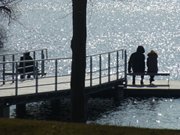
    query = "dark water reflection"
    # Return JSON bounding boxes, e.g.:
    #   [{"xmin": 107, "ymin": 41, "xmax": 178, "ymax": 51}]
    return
[
  {"xmin": 24, "ymin": 98, "xmax": 72, "ymax": 121},
  {"xmin": 11, "ymin": 97, "xmax": 116, "ymax": 122},
  {"xmin": 11, "ymin": 97, "xmax": 180, "ymax": 129}
]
